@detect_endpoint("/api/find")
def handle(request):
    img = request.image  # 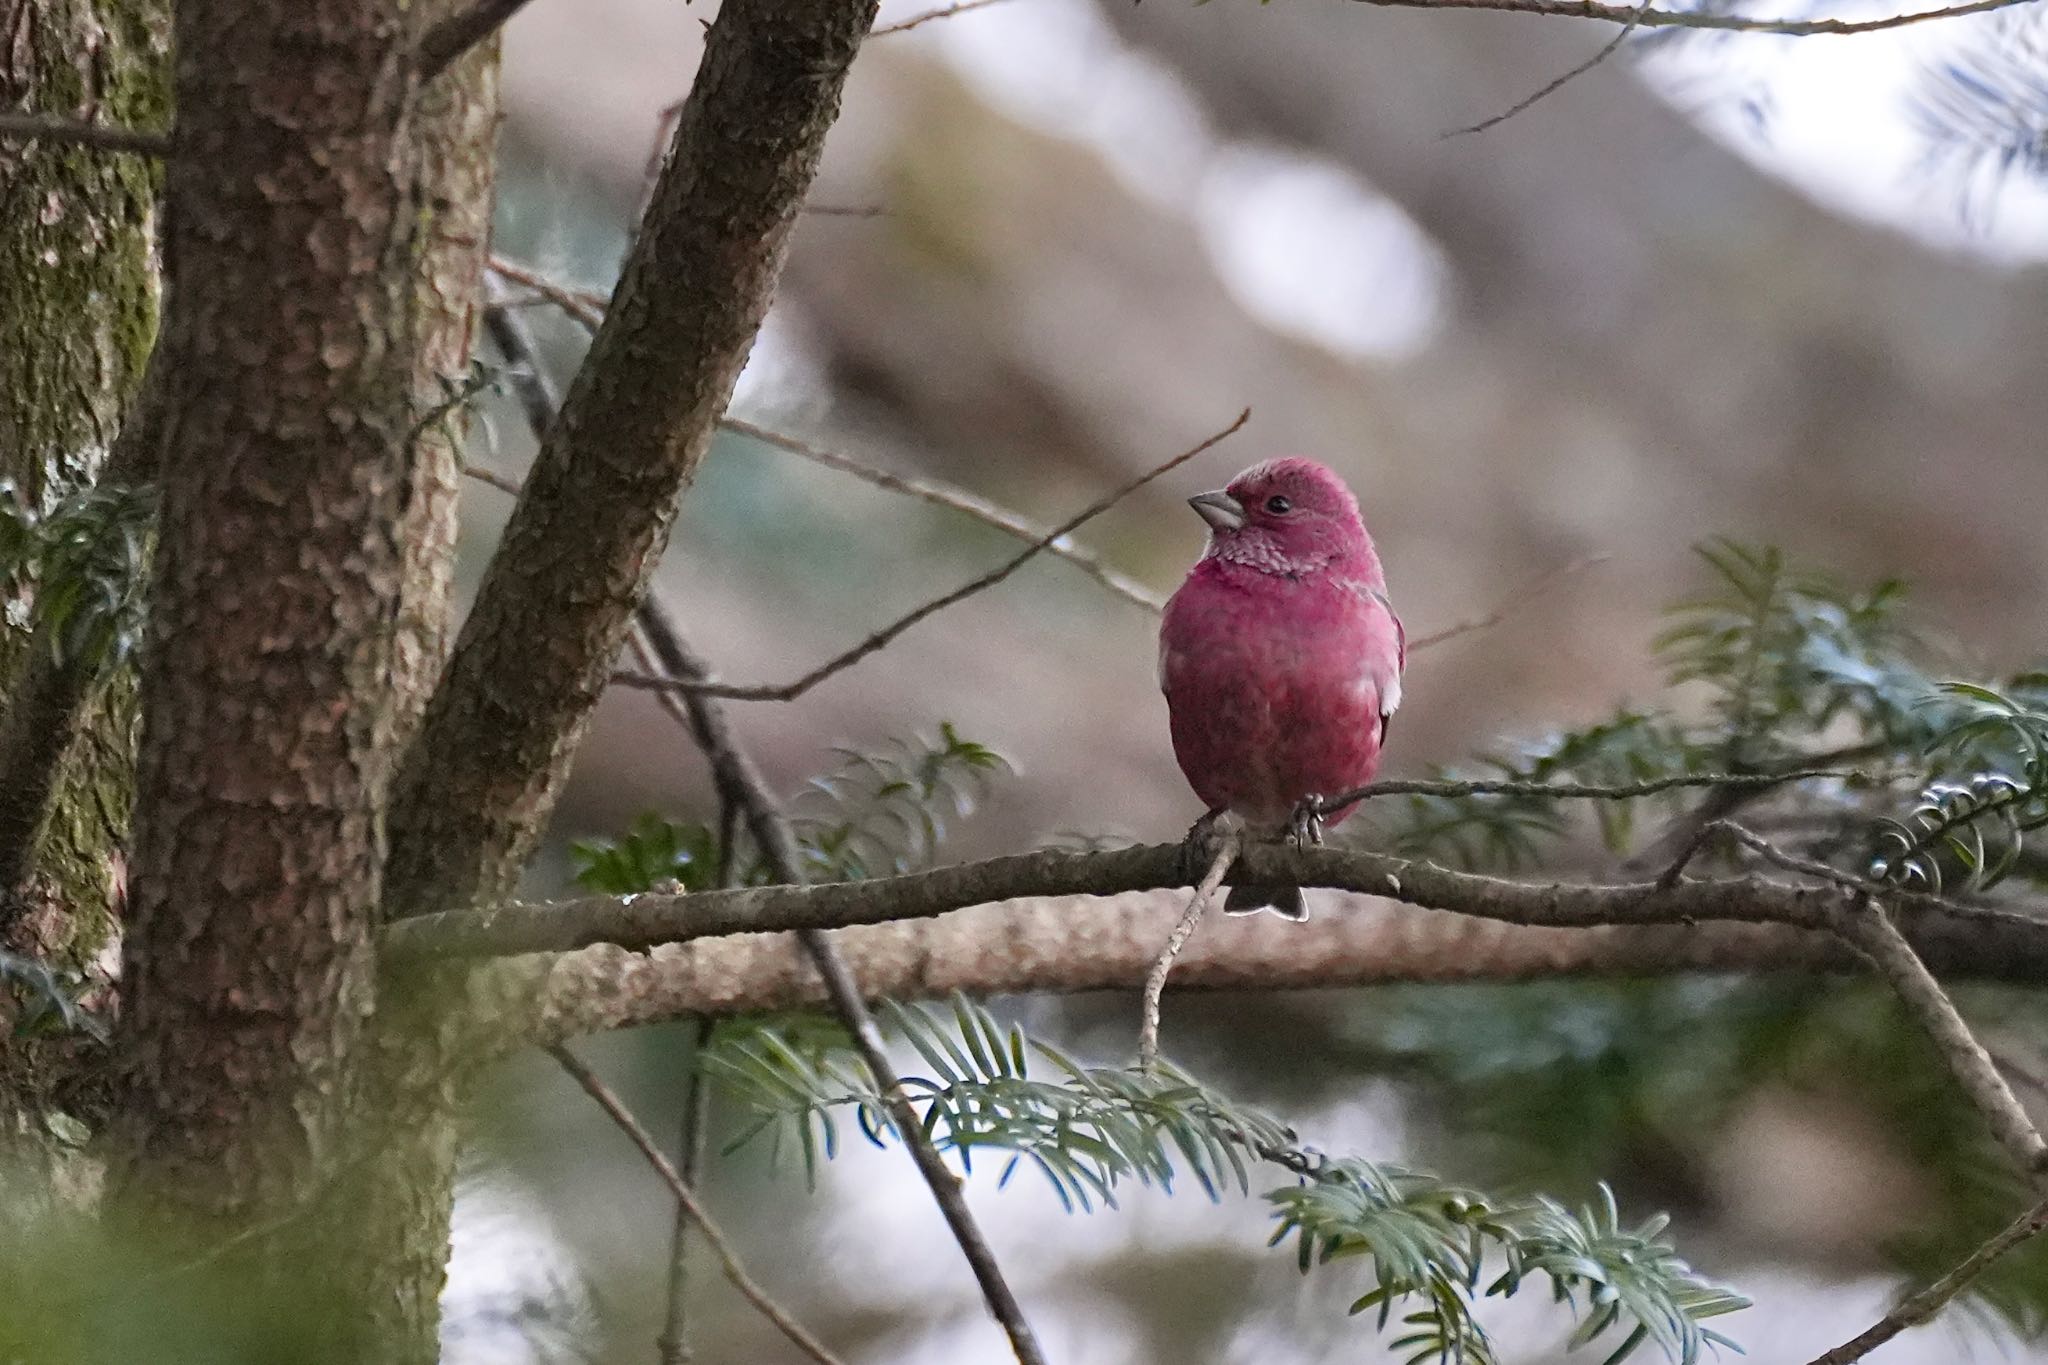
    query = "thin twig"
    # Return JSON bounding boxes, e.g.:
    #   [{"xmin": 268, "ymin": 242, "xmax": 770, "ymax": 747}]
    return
[
  {"xmin": 1353, "ymin": 0, "xmax": 2036, "ymax": 34},
  {"xmin": 1404, "ymin": 554, "xmax": 1609, "ymax": 653},
  {"xmin": 546, "ymin": 1044, "xmax": 848, "ymax": 1365},
  {"xmin": 1808, "ymin": 1197, "xmax": 2048, "ymax": 1364},
  {"xmin": 419, "ymin": 0, "xmax": 537, "ymax": 80},
  {"xmin": 487, "ymin": 257, "xmax": 606, "ymax": 331},
  {"xmin": 1317, "ymin": 767, "xmax": 1860, "ymax": 814},
  {"xmin": 873, "ymin": 0, "xmax": 1016, "ymax": 36},
  {"xmin": 1670, "ymin": 823, "xmax": 2047, "ymax": 1175},
  {"xmin": 0, "ymin": 111, "xmax": 170, "ymax": 155},
  {"xmin": 632, "ymin": 605, "xmax": 1049, "ymax": 1365},
  {"xmin": 657, "ymin": 1016, "xmax": 716, "ymax": 1365},
  {"xmin": 460, "ymin": 461, "xmax": 524, "ymax": 497},
  {"xmin": 1443, "ymin": 3, "xmax": 1649, "ymax": 137},
  {"xmin": 614, "ymin": 410, "xmax": 1250, "ymax": 702},
  {"xmin": 1831, "ymin": 896, "xmax": 2048, "ymax": 1176},
  {"xmin": 723, "ymin": 417, "xmax": 1164, "ymax": 612},
  {"xmin": 1139, "ymin": 830, "xmax": 1238, "ymax": 1071},
  {"xmin": 486, "ymin": 282, "xmax": 1044, "ymax": 1361}
]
